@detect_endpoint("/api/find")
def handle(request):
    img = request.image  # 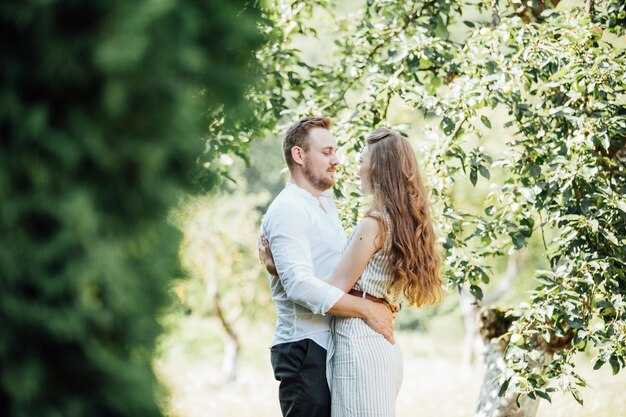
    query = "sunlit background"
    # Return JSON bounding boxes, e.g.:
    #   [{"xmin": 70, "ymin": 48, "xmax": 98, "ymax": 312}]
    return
[
  {"xmin": 2, "ymin": 0, "xmax": 625, "ymax": 416},
  {"xmin": 155, "ymin": 1, "xmax": 626, "ymax": 416}
]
